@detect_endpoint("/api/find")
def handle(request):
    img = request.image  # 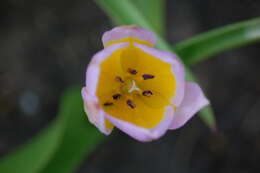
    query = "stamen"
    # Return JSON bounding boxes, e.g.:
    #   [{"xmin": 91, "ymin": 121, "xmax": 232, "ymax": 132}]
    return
[
  {"xmin": 142, "ymin": 90, "xmax": 153, "ymax": 97},
  {"xmin": 112, "ymin": 93, "xmax": 121, "ymax": 100},
  {"xmin": 103, "ymin": 102, "xmax": 113, "ymax": 106},
  {"xmin": 128, "ymin": 68, "xmax": 137, "ymax": 75},
  {"xmin": 126, "ymin": 99, "xmax": 136, "ymax": 109},
  {"xmin": 115, "ymin": 76, "xmax": 124, "ymax": 83},
  {"xmin": 142, "ymin": 74, "xmax": 154, "ymax": 80}
]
